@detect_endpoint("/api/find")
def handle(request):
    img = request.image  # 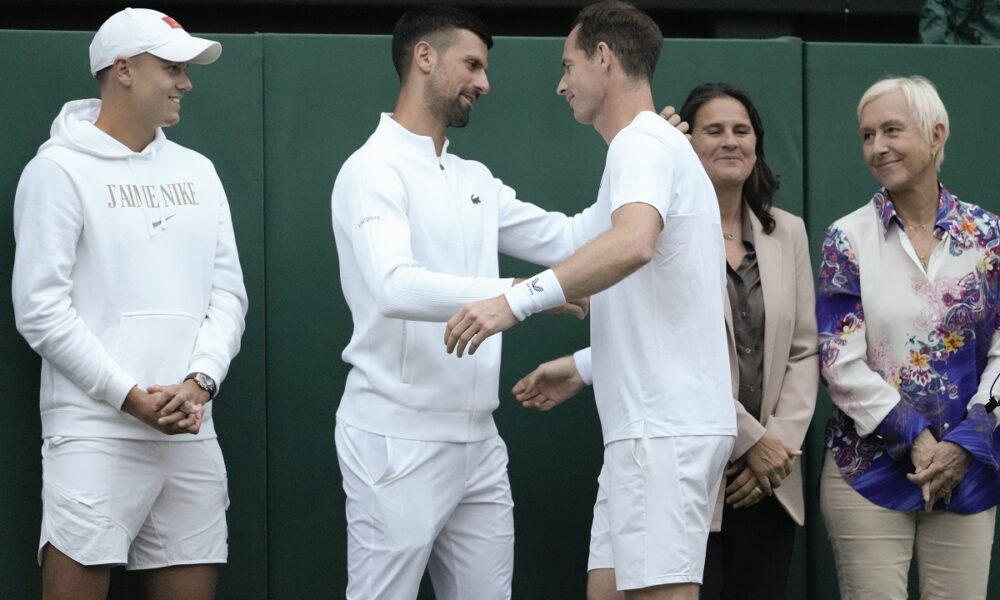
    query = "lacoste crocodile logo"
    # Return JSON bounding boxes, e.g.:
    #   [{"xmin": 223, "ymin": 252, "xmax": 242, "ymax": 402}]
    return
[{"xmin": 471, "ymin": 194, "xmax": 481, "ymax": 204}]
